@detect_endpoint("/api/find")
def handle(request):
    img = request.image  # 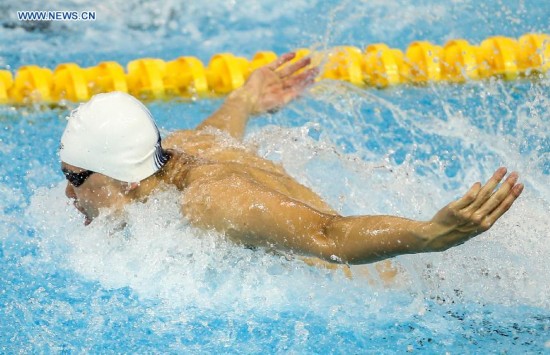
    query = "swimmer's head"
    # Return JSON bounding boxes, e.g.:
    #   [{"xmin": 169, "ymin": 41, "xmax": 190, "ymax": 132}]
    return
[
  {"xmin": 60, "ymin": 91, "xmax": 170, "ymax": 183},
  {"xmin": 60, "ymin": 92, "xmax": 171, "ymax": 225}
]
